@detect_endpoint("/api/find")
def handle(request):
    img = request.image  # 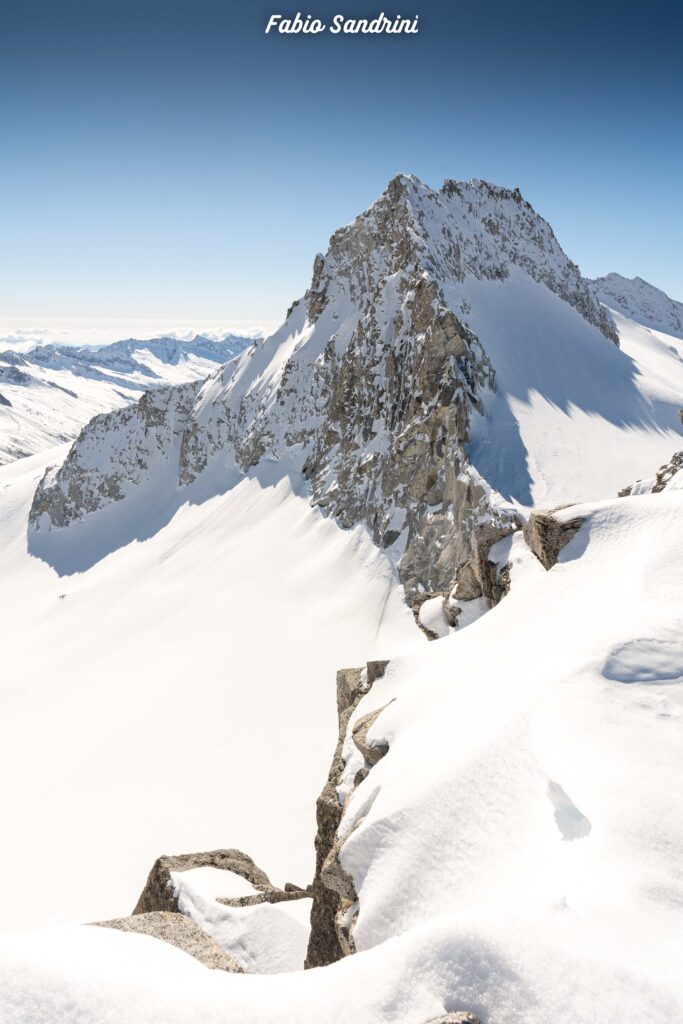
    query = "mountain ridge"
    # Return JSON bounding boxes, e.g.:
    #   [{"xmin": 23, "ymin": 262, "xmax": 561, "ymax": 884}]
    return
[{"xmin": 591, "ymin": 271, "xmax": 683, "ymax": 338}]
